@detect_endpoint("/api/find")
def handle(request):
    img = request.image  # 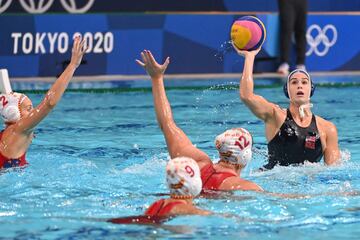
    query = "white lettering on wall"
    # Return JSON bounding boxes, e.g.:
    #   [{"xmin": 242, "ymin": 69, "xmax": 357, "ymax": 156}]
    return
[
  {"xmin": 11, "ymin": 33, "xmax": 22, "ymax": 54},
  {"xmin": 11, "ymin": 32, "xmax": 114, "ymax": 55},
  {"xmin": 35, "ymin": 33, "xmax": 46, "ymax": 54},
  {"xmin": 22, "ymin": 33, "xmax": 33, "ymax": 54}
]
